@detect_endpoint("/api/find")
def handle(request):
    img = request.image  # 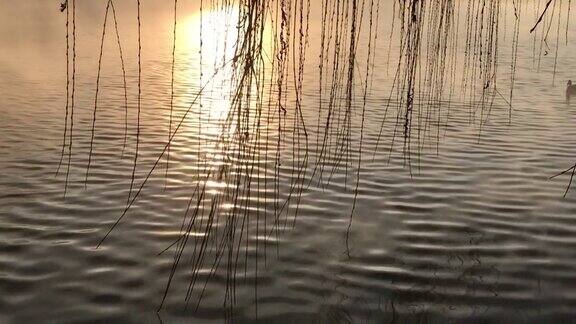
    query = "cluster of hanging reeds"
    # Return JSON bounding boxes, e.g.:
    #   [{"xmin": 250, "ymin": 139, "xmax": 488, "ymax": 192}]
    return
[{"xmin": 55, "ymin": 0, "xmax": 573, "ymax": 317}]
